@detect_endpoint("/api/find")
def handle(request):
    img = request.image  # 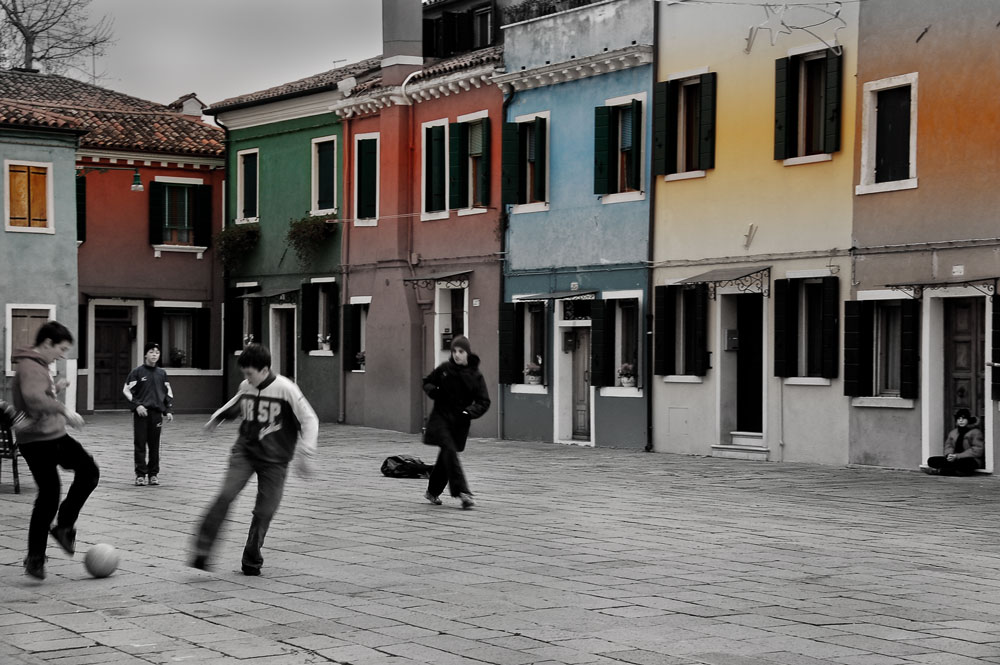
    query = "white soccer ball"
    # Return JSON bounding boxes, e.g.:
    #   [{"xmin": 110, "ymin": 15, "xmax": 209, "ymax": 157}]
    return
[{"xmin": 84, "ymin": 543, "xmax": 120, "ymax": 578}]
